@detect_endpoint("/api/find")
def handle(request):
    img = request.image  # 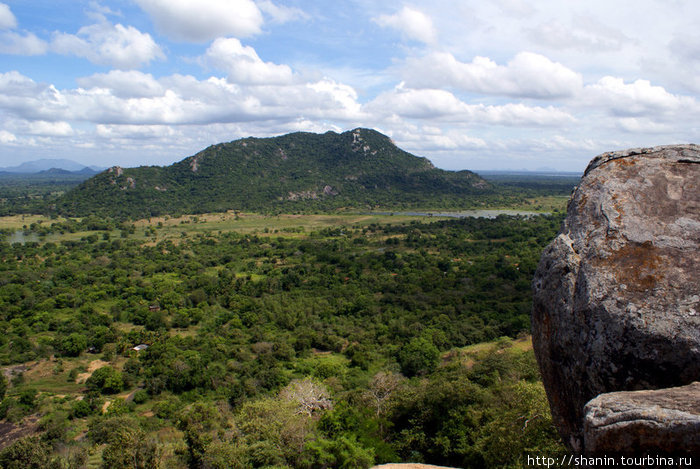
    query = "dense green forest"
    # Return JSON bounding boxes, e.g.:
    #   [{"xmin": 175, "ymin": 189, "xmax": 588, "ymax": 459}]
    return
[
  {"xmin": 0, "ymin": 212, "xmax": 570, "ymax": 468},
  {"xmin": 0, "ymin": 172, "xmax": 95, "ymax": 217}
]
